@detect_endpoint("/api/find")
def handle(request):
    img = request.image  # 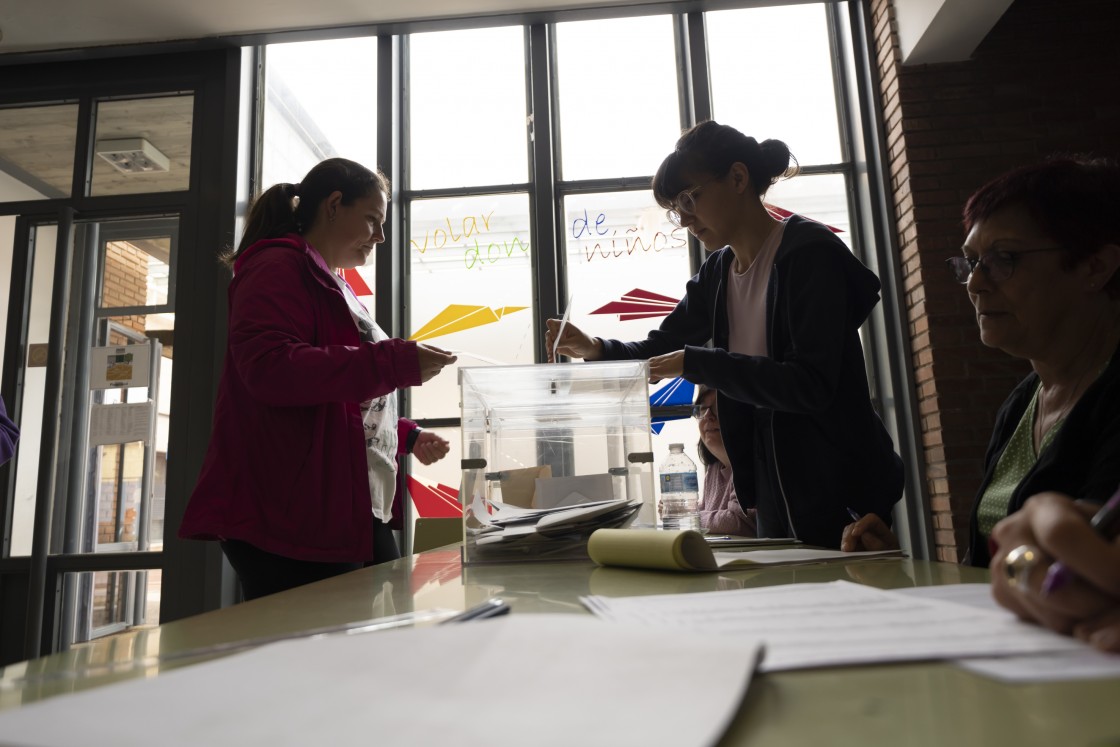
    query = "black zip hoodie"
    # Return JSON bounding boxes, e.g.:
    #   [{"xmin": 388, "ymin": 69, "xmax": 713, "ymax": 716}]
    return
[
  {"xmin": 966, "ymin": 344, "xmax": 1120, "ymax": 567},
  {"xmin": 600, "ymin": 215, "xmax": 904, "ymax": 548}
]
